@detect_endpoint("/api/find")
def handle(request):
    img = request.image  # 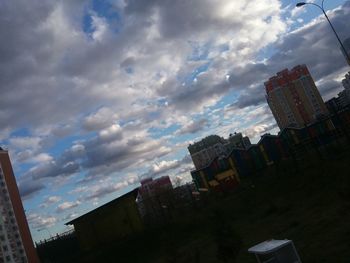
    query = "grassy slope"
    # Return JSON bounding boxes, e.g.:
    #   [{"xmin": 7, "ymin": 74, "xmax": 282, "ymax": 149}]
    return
[{"xmin": 78, "ymin": 153, "xmax": 350, "ymax": 263}]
